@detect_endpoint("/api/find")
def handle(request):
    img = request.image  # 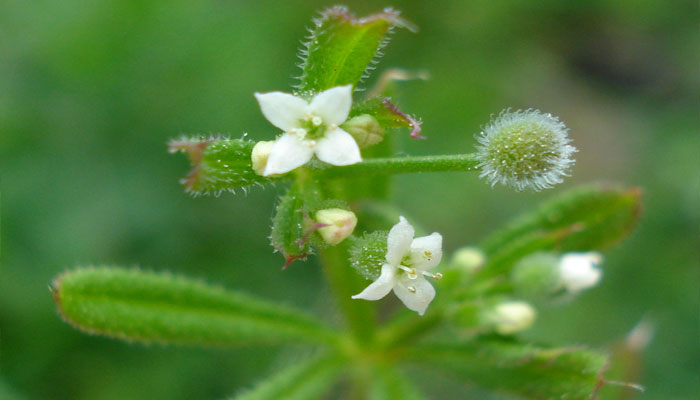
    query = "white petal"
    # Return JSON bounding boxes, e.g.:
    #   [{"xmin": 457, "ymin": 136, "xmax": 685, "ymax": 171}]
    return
[
  {"xmin": 351, "ymin": 264, "xmax": 395, "ymax": 301},
  {"xmin": 263, "ymin": 133, "xmax": 314, "ymax": 176},
  {"xmin": 409, "ymin": 233, "xmax": 443, "ymax": 271},
  {"xmin": 385, "ymin": 216, "xmax": 415, "ymax": 266},
  {"xmin": 393, "ymin": 275, "xmax": 435, "ymax": 316},
  {"xmin": 254, "ymin": 91, "xmax": 308, "ymax": 131},
  {"xmin": 314, "ymin": 128, "xmax": 362, "ymax": 166},
  {"xmin": 309, "ymin": 84, "xmax": 353, "ymax": 125},
  {"xmin": 559, "ymin": 252, "xmax": 602, "ymax": 293}
]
